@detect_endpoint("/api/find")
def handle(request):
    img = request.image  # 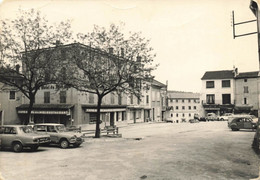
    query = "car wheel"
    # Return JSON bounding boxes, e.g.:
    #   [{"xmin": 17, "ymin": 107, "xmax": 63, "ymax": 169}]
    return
[
  {"xmin": 12, "ymin": 142, "xmax": 23, "ymax": 152},
  {"xmin": 60, "ymin": 139, "xmax": 69, "ymax": 149},
  {"xmin": 31, "ymin": 145, "xmax": 39, "ymax": 151},
  {"xmin": 220, "ymin": 118, "xmax": 224, "ymax": 121}
]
